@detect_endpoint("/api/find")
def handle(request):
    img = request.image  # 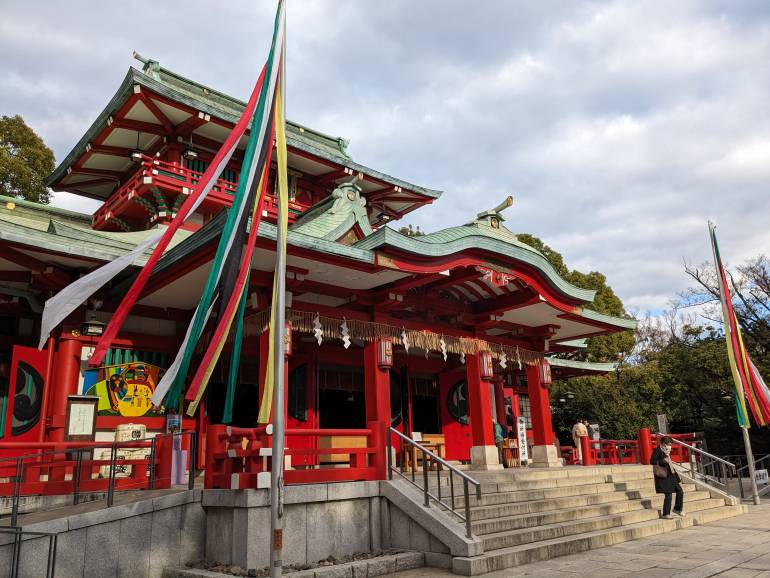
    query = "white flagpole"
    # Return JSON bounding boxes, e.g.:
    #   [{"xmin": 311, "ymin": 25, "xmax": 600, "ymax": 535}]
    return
[
  {"xmin": 270, "ymin": 3, "xmax": 288, "ymax": 576},
  {"xmin": 709, "ymin": 222, "xmax": 761, "ymax": 505}
]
